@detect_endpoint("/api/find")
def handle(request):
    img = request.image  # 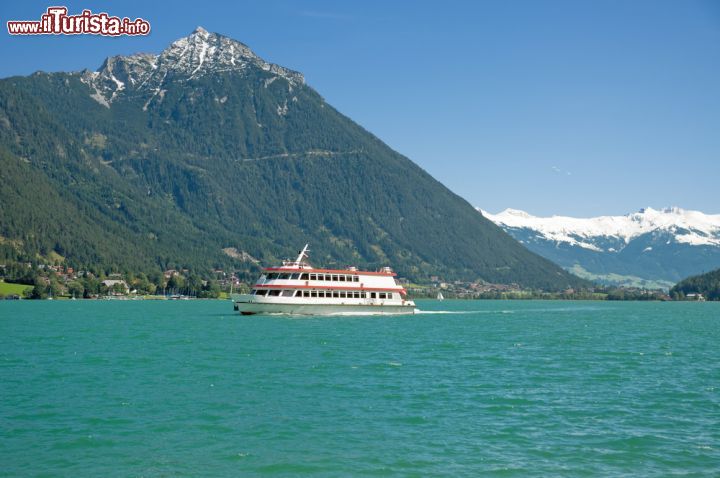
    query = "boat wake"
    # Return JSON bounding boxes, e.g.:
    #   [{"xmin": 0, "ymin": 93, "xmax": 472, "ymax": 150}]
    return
[{"xmin": 413, "ymin": 309, "xmax": 512, "ymax": 315}]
